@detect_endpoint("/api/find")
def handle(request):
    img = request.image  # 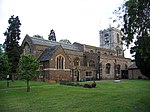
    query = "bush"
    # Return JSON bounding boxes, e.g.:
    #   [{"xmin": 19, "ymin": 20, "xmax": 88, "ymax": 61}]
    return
[
  {"xmin": 83, "ymin": 81, "xmax": 96, "ymax": 88},
  {"xmin": 138, "ymin": 76, "xmax": 142, "ymax": 80},
  {"xmin": 59, "ymin": 81, "xmax": 82, "ymax": 87}
]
